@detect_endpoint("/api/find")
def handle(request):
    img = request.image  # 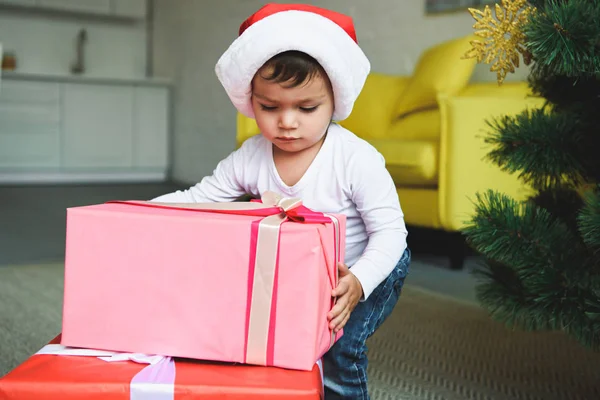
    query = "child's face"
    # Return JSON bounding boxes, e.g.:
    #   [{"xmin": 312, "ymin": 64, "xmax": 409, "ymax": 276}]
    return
[{"xmin": 251, "ymin": 68, "xmax": 334, "ymax": 154}]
